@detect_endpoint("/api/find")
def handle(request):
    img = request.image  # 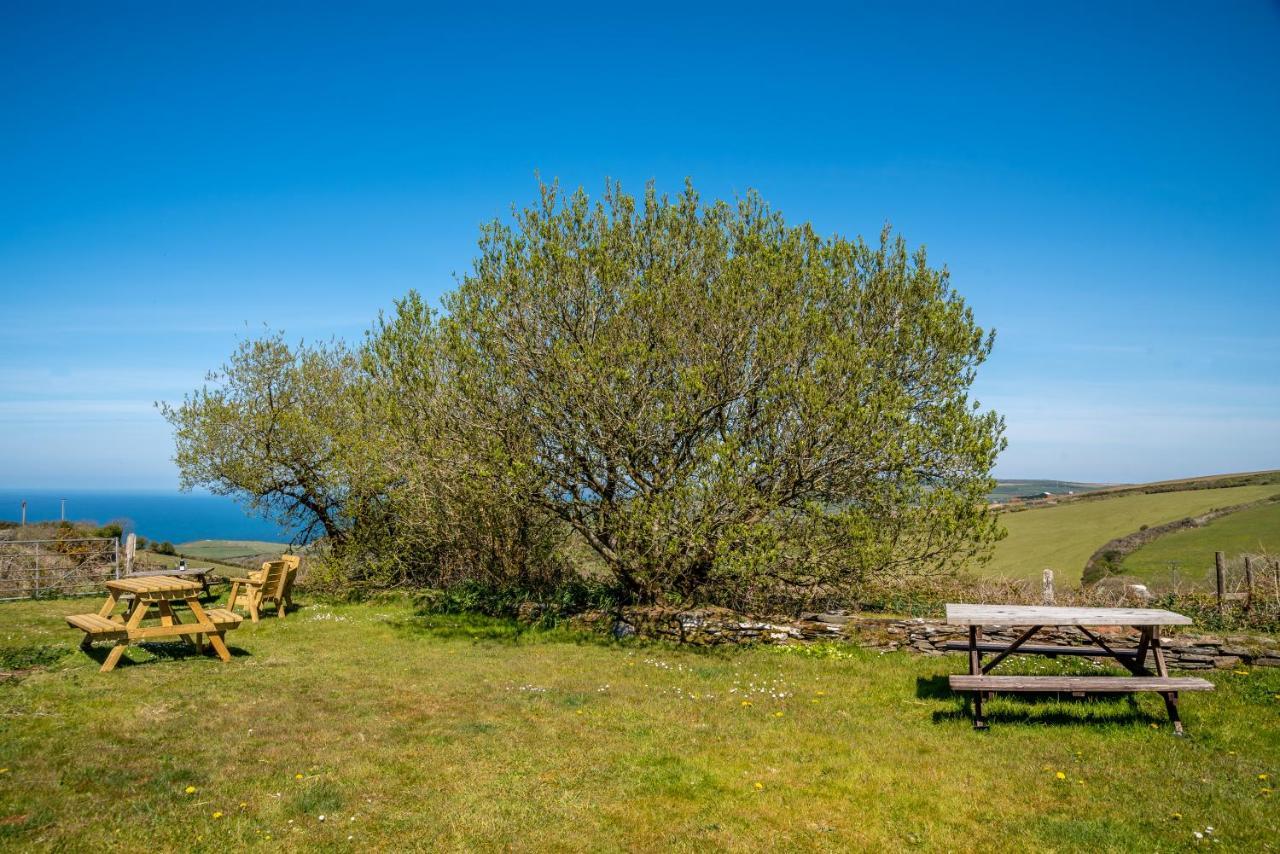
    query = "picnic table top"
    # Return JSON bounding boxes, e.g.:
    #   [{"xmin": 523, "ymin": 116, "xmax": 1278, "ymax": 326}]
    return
[
  {"xmin": 105, "ymin": 576, "xmax": 203, "ymax": 597},
  {"xmin": 945, "ymin": 603, "xmax": 1193, "ymax": 627}
]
